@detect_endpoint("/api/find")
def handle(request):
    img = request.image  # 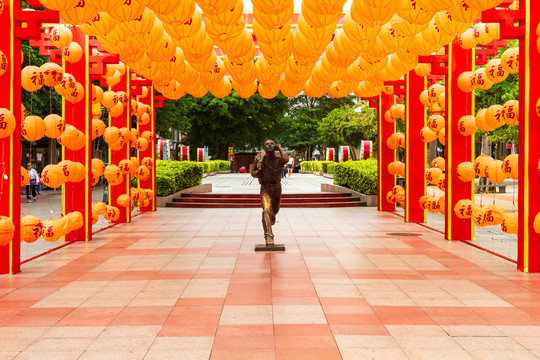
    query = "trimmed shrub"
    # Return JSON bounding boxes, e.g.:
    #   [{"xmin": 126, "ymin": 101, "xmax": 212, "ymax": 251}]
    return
[
  {"xmin": 300, "ymin": 161, "xmax": 334, "ymax": 172},
  {"xmin": 333, "ymin": 160, "xmax": 378, "ymax": 195},
  {"xmin": 326, "ymin": 162, "xmax": 336, "ymax": 174},
  {"xmin": 156, "ymin": 160, "xmax": 204, "ymax": 197}
]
